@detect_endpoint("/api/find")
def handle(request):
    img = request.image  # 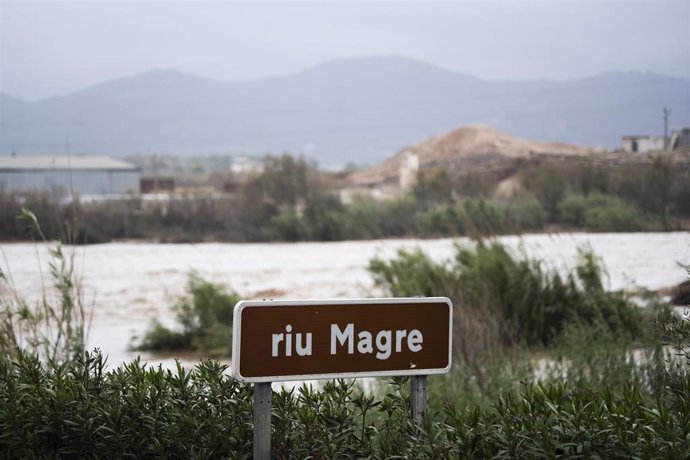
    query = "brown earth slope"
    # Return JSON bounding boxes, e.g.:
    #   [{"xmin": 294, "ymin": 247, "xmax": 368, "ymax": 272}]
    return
[{"xmin": 347, "ymin": 125, "xmax": 603, "ymax": 186}]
